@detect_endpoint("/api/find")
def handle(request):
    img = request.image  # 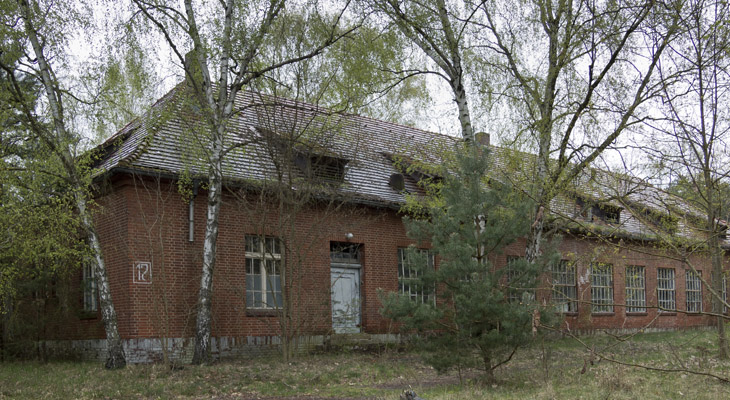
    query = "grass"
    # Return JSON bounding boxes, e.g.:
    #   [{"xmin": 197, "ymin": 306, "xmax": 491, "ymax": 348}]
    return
[{"xmin": 2, "ymin": 329, "xmax": 730, "ymax": 399}]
